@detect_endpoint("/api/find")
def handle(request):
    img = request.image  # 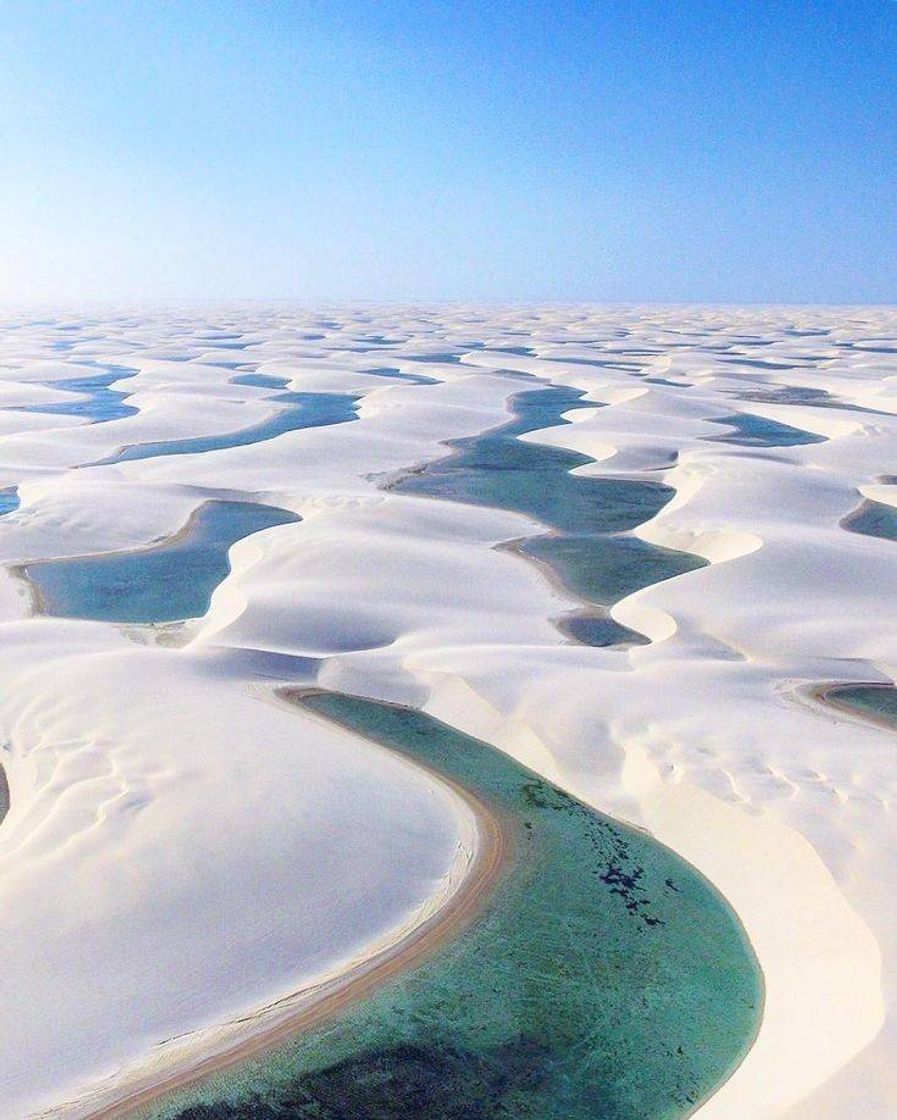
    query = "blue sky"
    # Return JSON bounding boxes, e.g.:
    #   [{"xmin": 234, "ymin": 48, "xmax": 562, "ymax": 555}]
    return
[{"xmin": 0, "ymin": 1, "xmax": 894, "ymax": 303}]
